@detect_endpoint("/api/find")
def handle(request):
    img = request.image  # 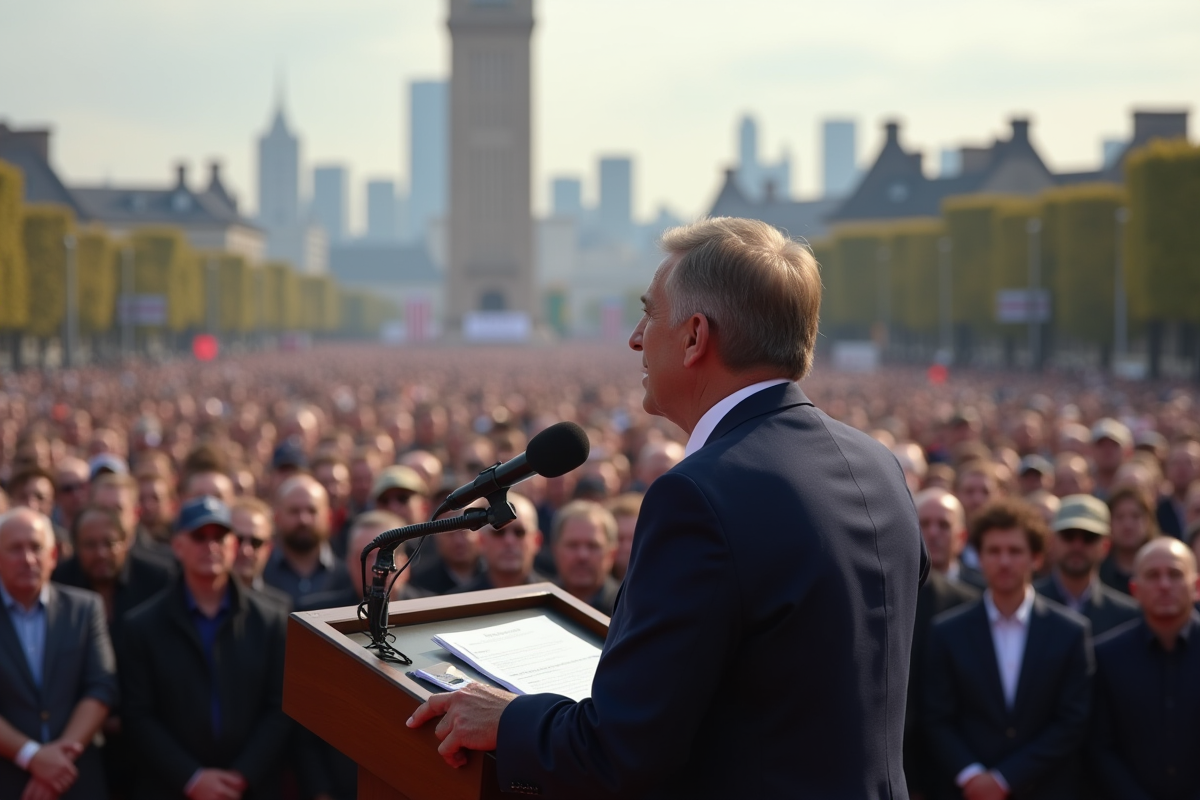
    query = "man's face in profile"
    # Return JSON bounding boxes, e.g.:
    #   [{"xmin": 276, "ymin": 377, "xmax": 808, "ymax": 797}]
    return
[{"xmin": 629, "ymin": 255, "xmax": 683, "ymax": 420}]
